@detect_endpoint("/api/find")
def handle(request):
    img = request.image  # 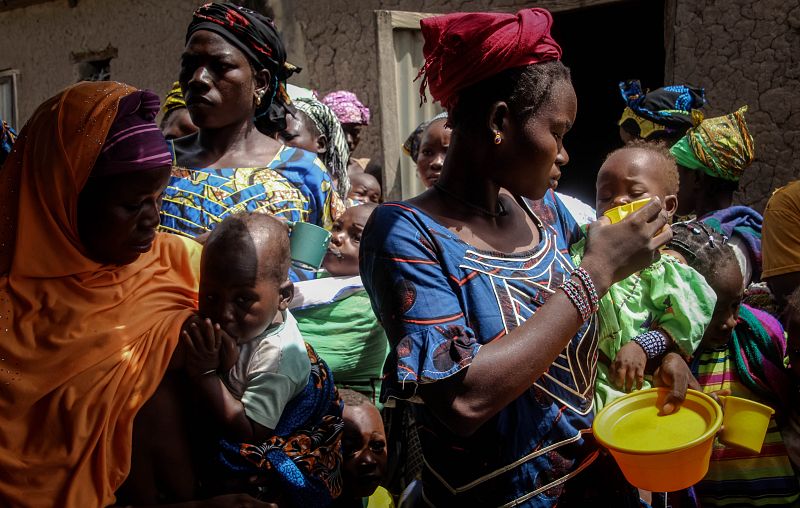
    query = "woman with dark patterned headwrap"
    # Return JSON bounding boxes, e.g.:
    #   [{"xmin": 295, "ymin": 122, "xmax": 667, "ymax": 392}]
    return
[
  {"xmin": 153, "ymin": 3, "xmax": 344, "ymax": 505},
  {"xmin": 160, "ymin": 2, "xmax": 343, "ymax": 240},
  {"xmin": 618, "ymin": 79, "xmax": 706, "ymax": 146}
]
